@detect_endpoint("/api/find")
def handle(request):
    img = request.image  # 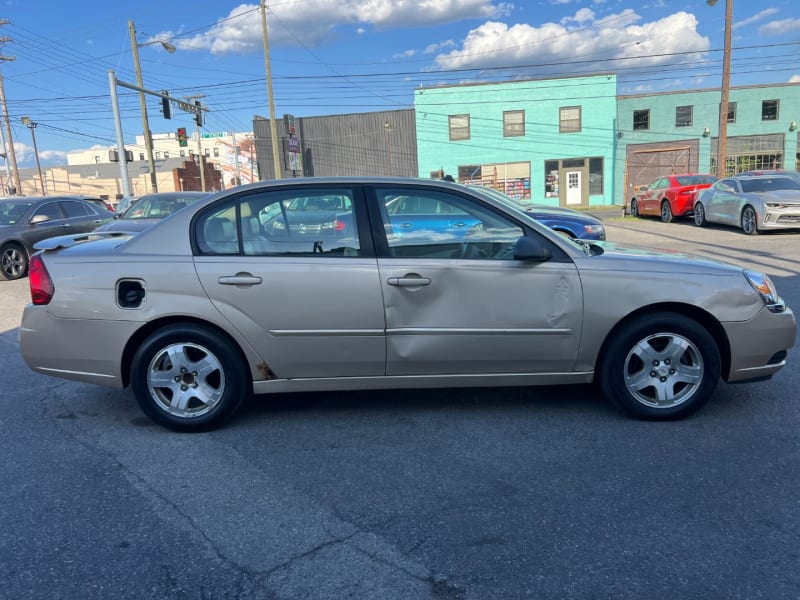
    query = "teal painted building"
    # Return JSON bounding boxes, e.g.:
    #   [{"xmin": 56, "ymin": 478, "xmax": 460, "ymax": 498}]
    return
[
  {"xmin": 415, "ymin": 75, "xmax": 800, "ymax": 208},
  {"xmin": 616, "ymin": 82, "xmax": 800, "ymax": 206},
  {"xmin": 414, "ymin": 74, "xmax": 619, "ymax": 207}
]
